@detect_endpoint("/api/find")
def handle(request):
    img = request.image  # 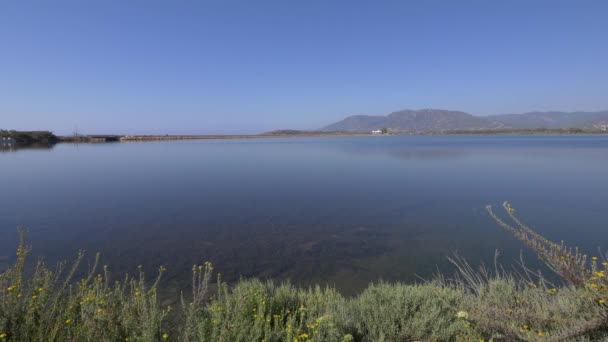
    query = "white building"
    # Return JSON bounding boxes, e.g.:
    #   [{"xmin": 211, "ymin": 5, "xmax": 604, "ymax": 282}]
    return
[{"xmin": 371, "ymin": 130, "xmax": 382, "ymax": 134}]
